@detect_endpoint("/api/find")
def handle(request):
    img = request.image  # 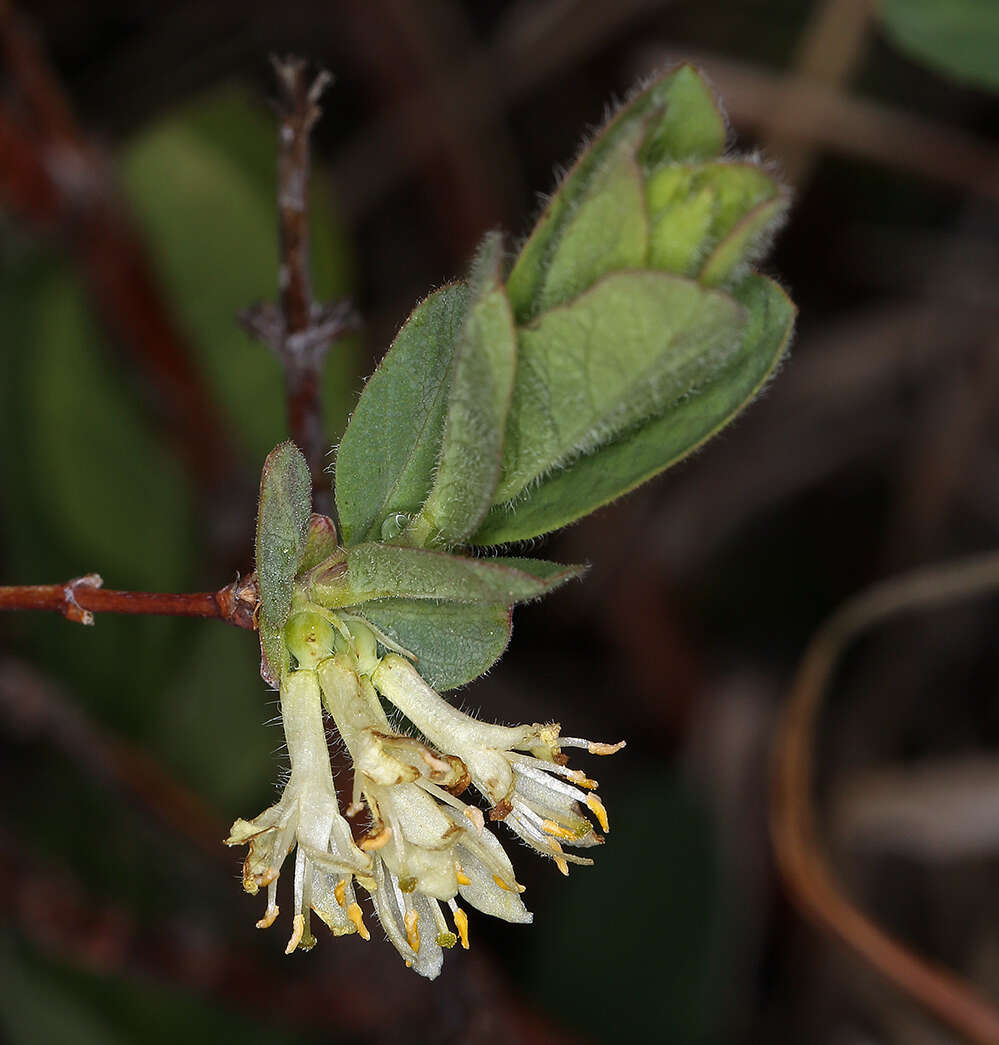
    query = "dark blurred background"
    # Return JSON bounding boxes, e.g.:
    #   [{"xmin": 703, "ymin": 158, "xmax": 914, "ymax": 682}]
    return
[{"xmin": 1, "ymin": 1, "xmax": 998, "ymax": 1042}]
